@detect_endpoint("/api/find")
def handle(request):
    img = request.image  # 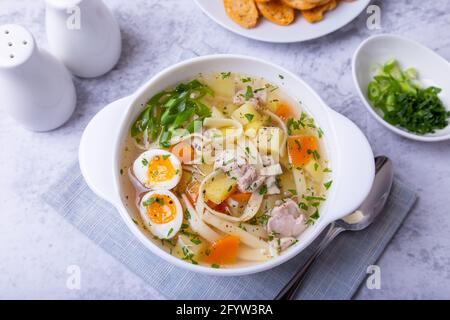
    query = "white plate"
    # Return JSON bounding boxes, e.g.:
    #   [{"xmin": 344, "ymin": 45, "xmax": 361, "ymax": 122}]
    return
[{"xmin": 194, "ymin": 0, "xmax": 371, "ymax": 43}]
